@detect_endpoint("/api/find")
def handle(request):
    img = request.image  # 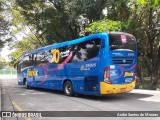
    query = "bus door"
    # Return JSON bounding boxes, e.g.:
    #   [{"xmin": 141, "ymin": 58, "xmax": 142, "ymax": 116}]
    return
[
  {"xmin": 26, "ymin": 66, "xmax": 36, "ymax": 87},
  {"xmin": 20, "ymin": 55, "xmax": 35, "ymax": 87}
]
